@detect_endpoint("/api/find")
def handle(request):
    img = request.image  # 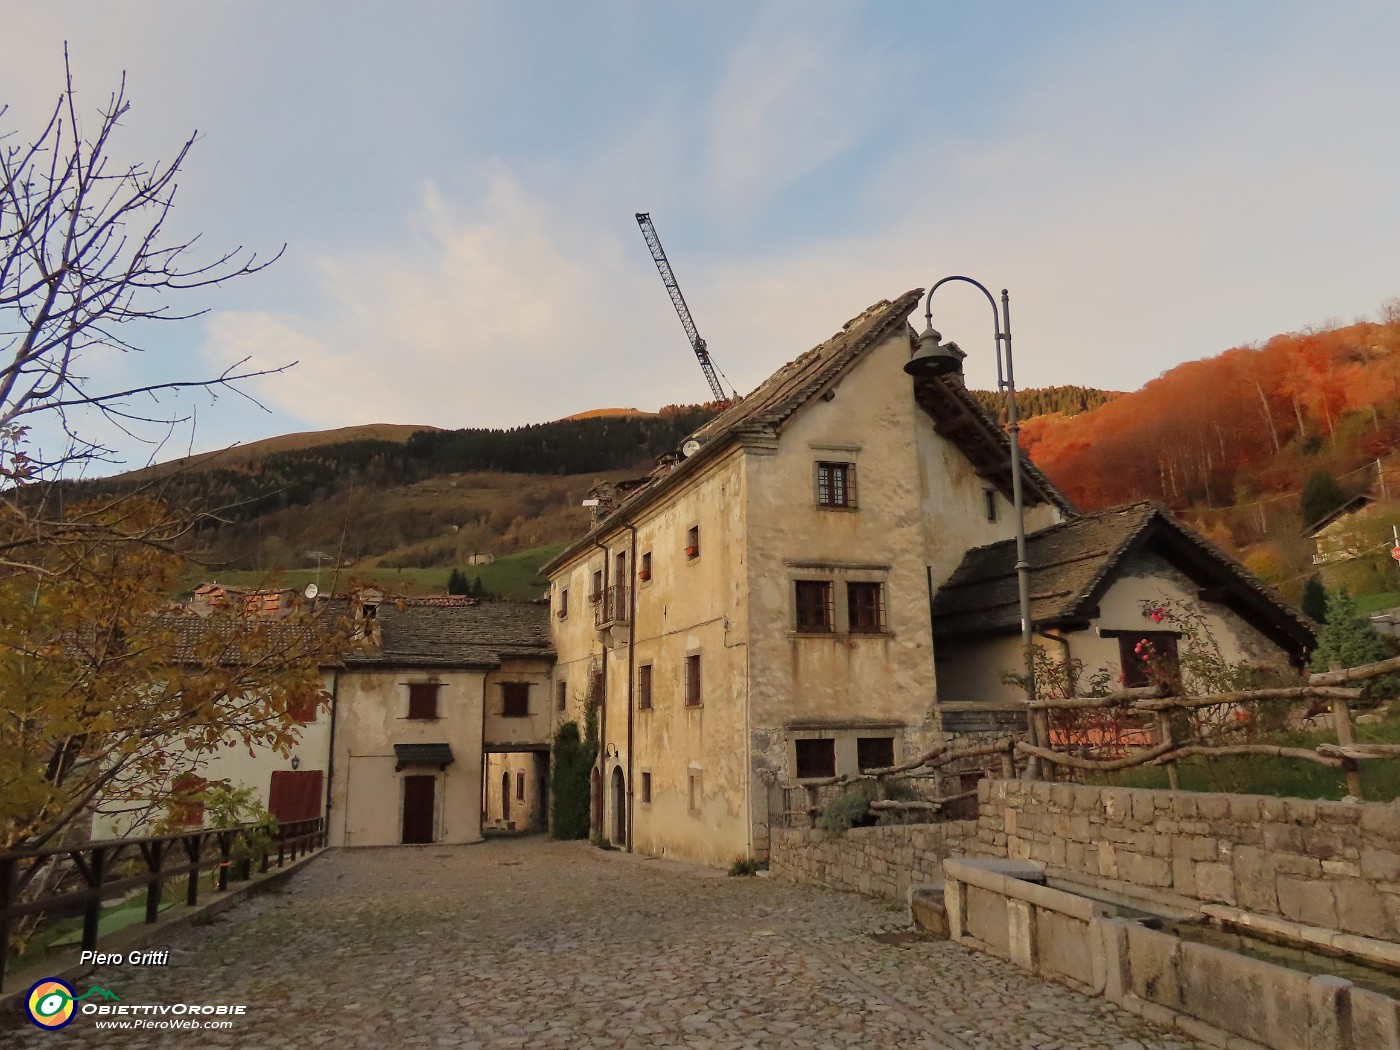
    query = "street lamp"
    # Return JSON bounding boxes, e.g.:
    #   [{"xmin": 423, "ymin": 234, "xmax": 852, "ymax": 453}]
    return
[{"xmin": 905, "ymin": 277, "xmax": 1042, "ymax": 777}]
